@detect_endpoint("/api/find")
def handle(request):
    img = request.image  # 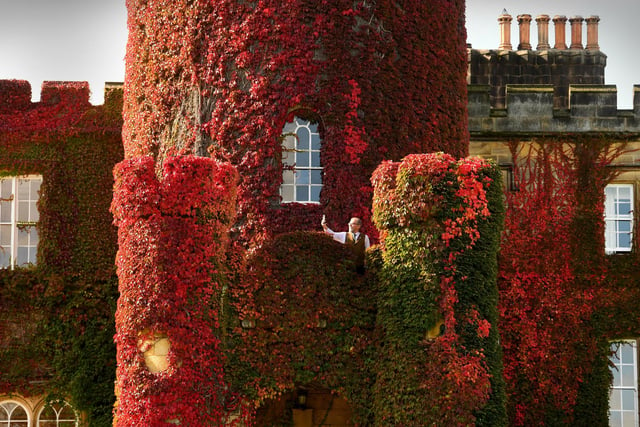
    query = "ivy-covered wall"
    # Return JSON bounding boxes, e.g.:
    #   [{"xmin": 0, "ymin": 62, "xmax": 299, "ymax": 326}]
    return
[
  {"xmin": 496, "ymin": 138, "xmax": 640, "ymax": 426},
  {"xmin": 0, "ymin": 80, "xmax": 124, "ymax": 426}
]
